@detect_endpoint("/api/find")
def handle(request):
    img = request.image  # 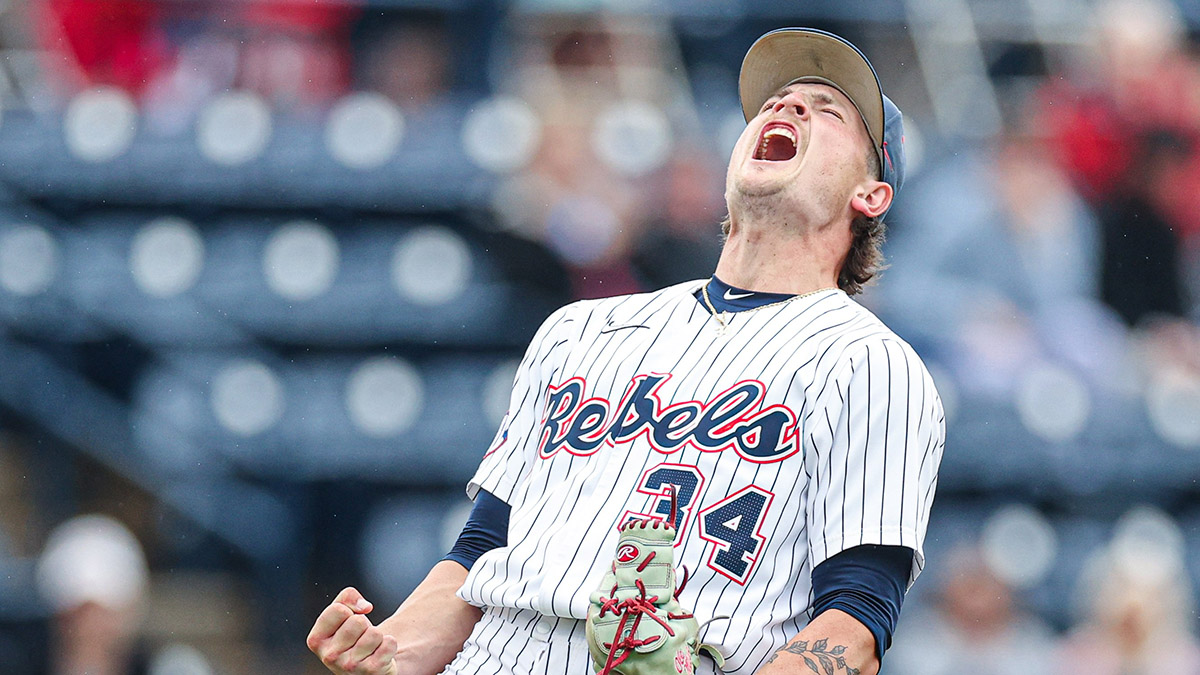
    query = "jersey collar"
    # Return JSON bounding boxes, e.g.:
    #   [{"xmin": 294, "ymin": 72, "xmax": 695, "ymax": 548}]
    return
[{"xmin": 701, "ymin": 276, "xmax": 797, "ymax": 313}]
